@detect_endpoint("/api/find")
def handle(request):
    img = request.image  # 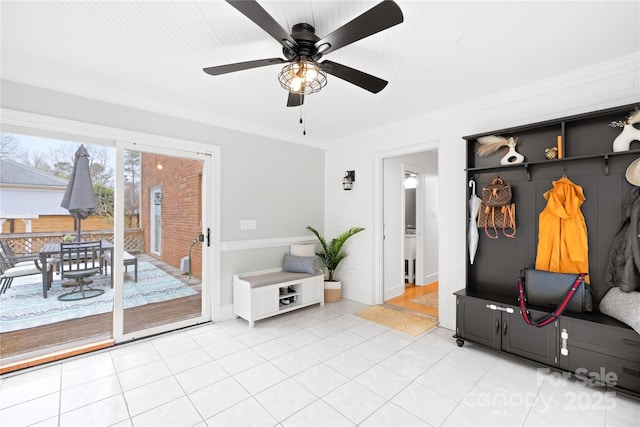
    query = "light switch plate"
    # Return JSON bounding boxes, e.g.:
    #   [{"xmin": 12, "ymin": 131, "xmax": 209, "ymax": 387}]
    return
[{"xmin": 240, "ymin": 219, "xmax": 256, "ymax": 230}]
